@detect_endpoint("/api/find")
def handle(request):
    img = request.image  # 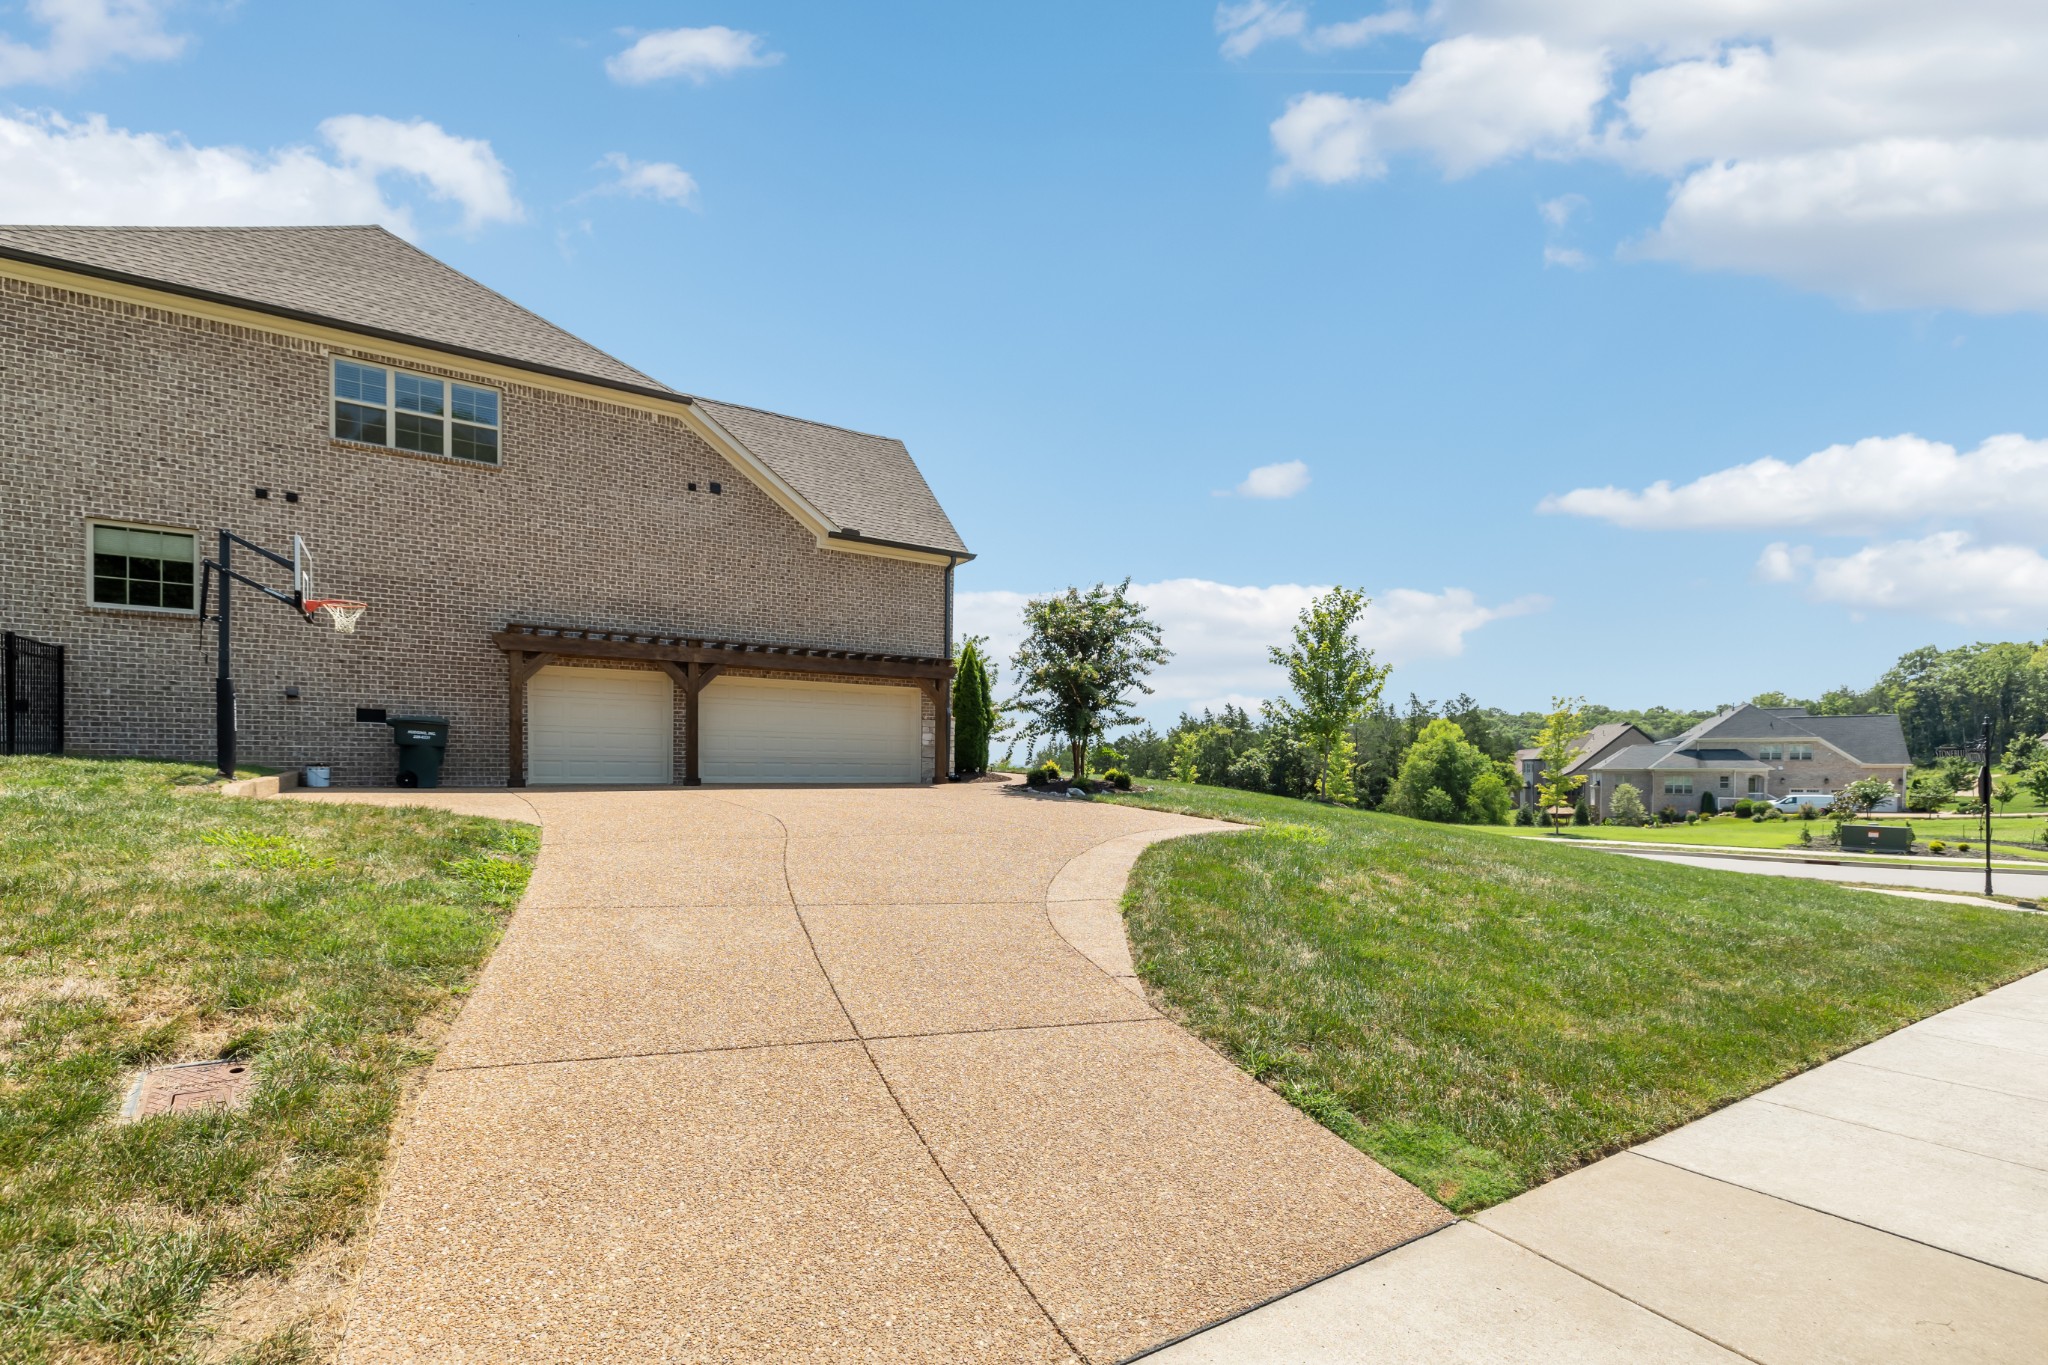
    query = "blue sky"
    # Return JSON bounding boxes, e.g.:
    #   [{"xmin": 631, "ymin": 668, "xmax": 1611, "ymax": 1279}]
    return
[{"xmin": 6, "ymin": 2, "xmax": 2045, "ymax": 723}]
